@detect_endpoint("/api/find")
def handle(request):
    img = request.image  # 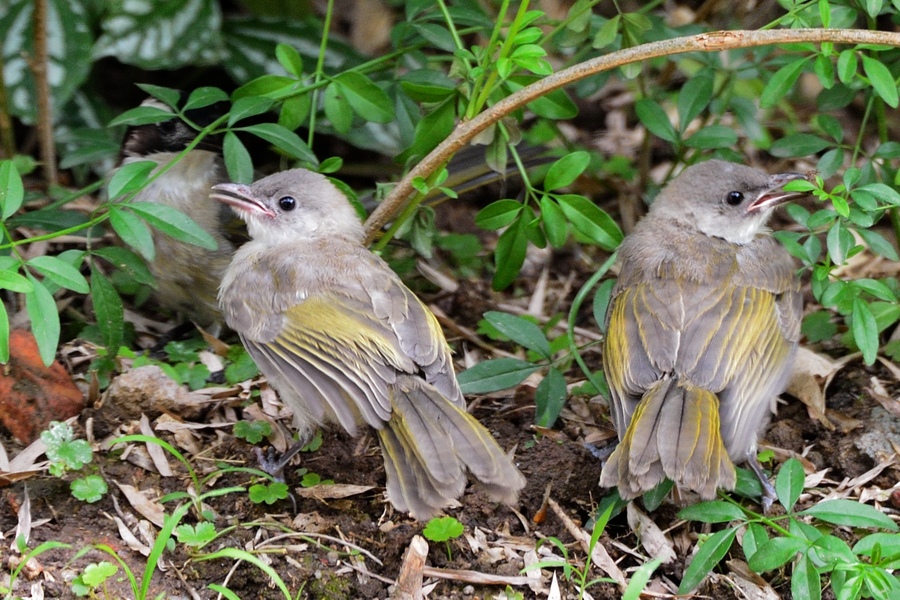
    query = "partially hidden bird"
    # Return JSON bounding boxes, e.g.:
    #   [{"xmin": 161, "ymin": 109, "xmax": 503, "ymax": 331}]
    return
[
  {"xmin": 117, "ymin": 96, "xmax": 238, "ymax": 333},
  {"xmin": 212, "ymin": 169, "xmax": 526, "ymax": 519},
  {"xmin": 599, "ymin": 159, "xmax": 805, "ymax": 505}
]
